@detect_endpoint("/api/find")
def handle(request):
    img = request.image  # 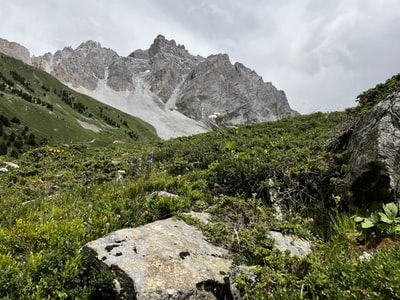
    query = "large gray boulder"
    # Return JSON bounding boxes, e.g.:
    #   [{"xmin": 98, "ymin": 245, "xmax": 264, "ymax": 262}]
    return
[
  {"xmin": 345, "ymin": 92, "xmax": 400, "ymax": 207},
  {"xmin": 82, "ymin": 218, "xmax": 232, "ymax": 300}
]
